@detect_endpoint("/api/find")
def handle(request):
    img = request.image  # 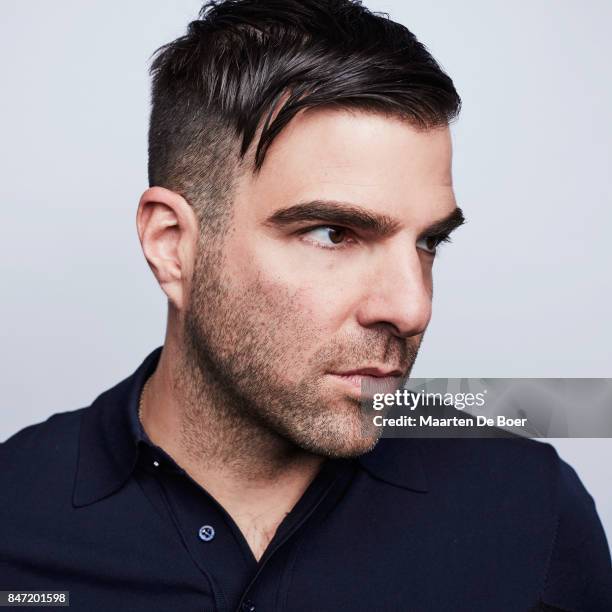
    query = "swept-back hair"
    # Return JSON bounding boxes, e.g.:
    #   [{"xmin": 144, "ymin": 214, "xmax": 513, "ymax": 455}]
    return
[{"xmin": 148, "ymin": 0, "xmax": 460, "ymax": 226}]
